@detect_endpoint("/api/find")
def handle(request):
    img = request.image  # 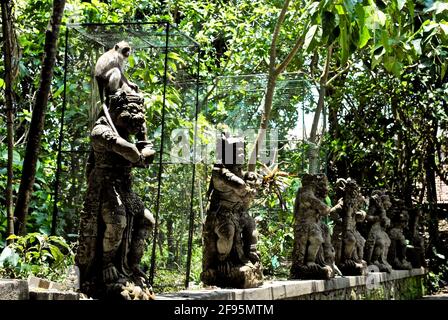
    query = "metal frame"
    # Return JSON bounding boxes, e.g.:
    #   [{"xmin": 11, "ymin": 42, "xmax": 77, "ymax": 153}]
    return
[{"xmin": 53, "ymin": 22, "xmax": 200, "ymax": 289}]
